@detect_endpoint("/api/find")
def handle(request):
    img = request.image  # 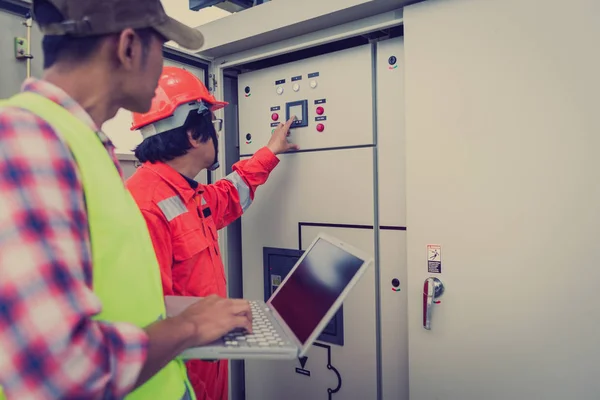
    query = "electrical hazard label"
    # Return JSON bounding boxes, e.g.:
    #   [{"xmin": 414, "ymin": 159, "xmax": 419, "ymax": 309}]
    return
[{"xmin": 427, "ymin": 244, "xmax": 442, "ymax": 273}]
